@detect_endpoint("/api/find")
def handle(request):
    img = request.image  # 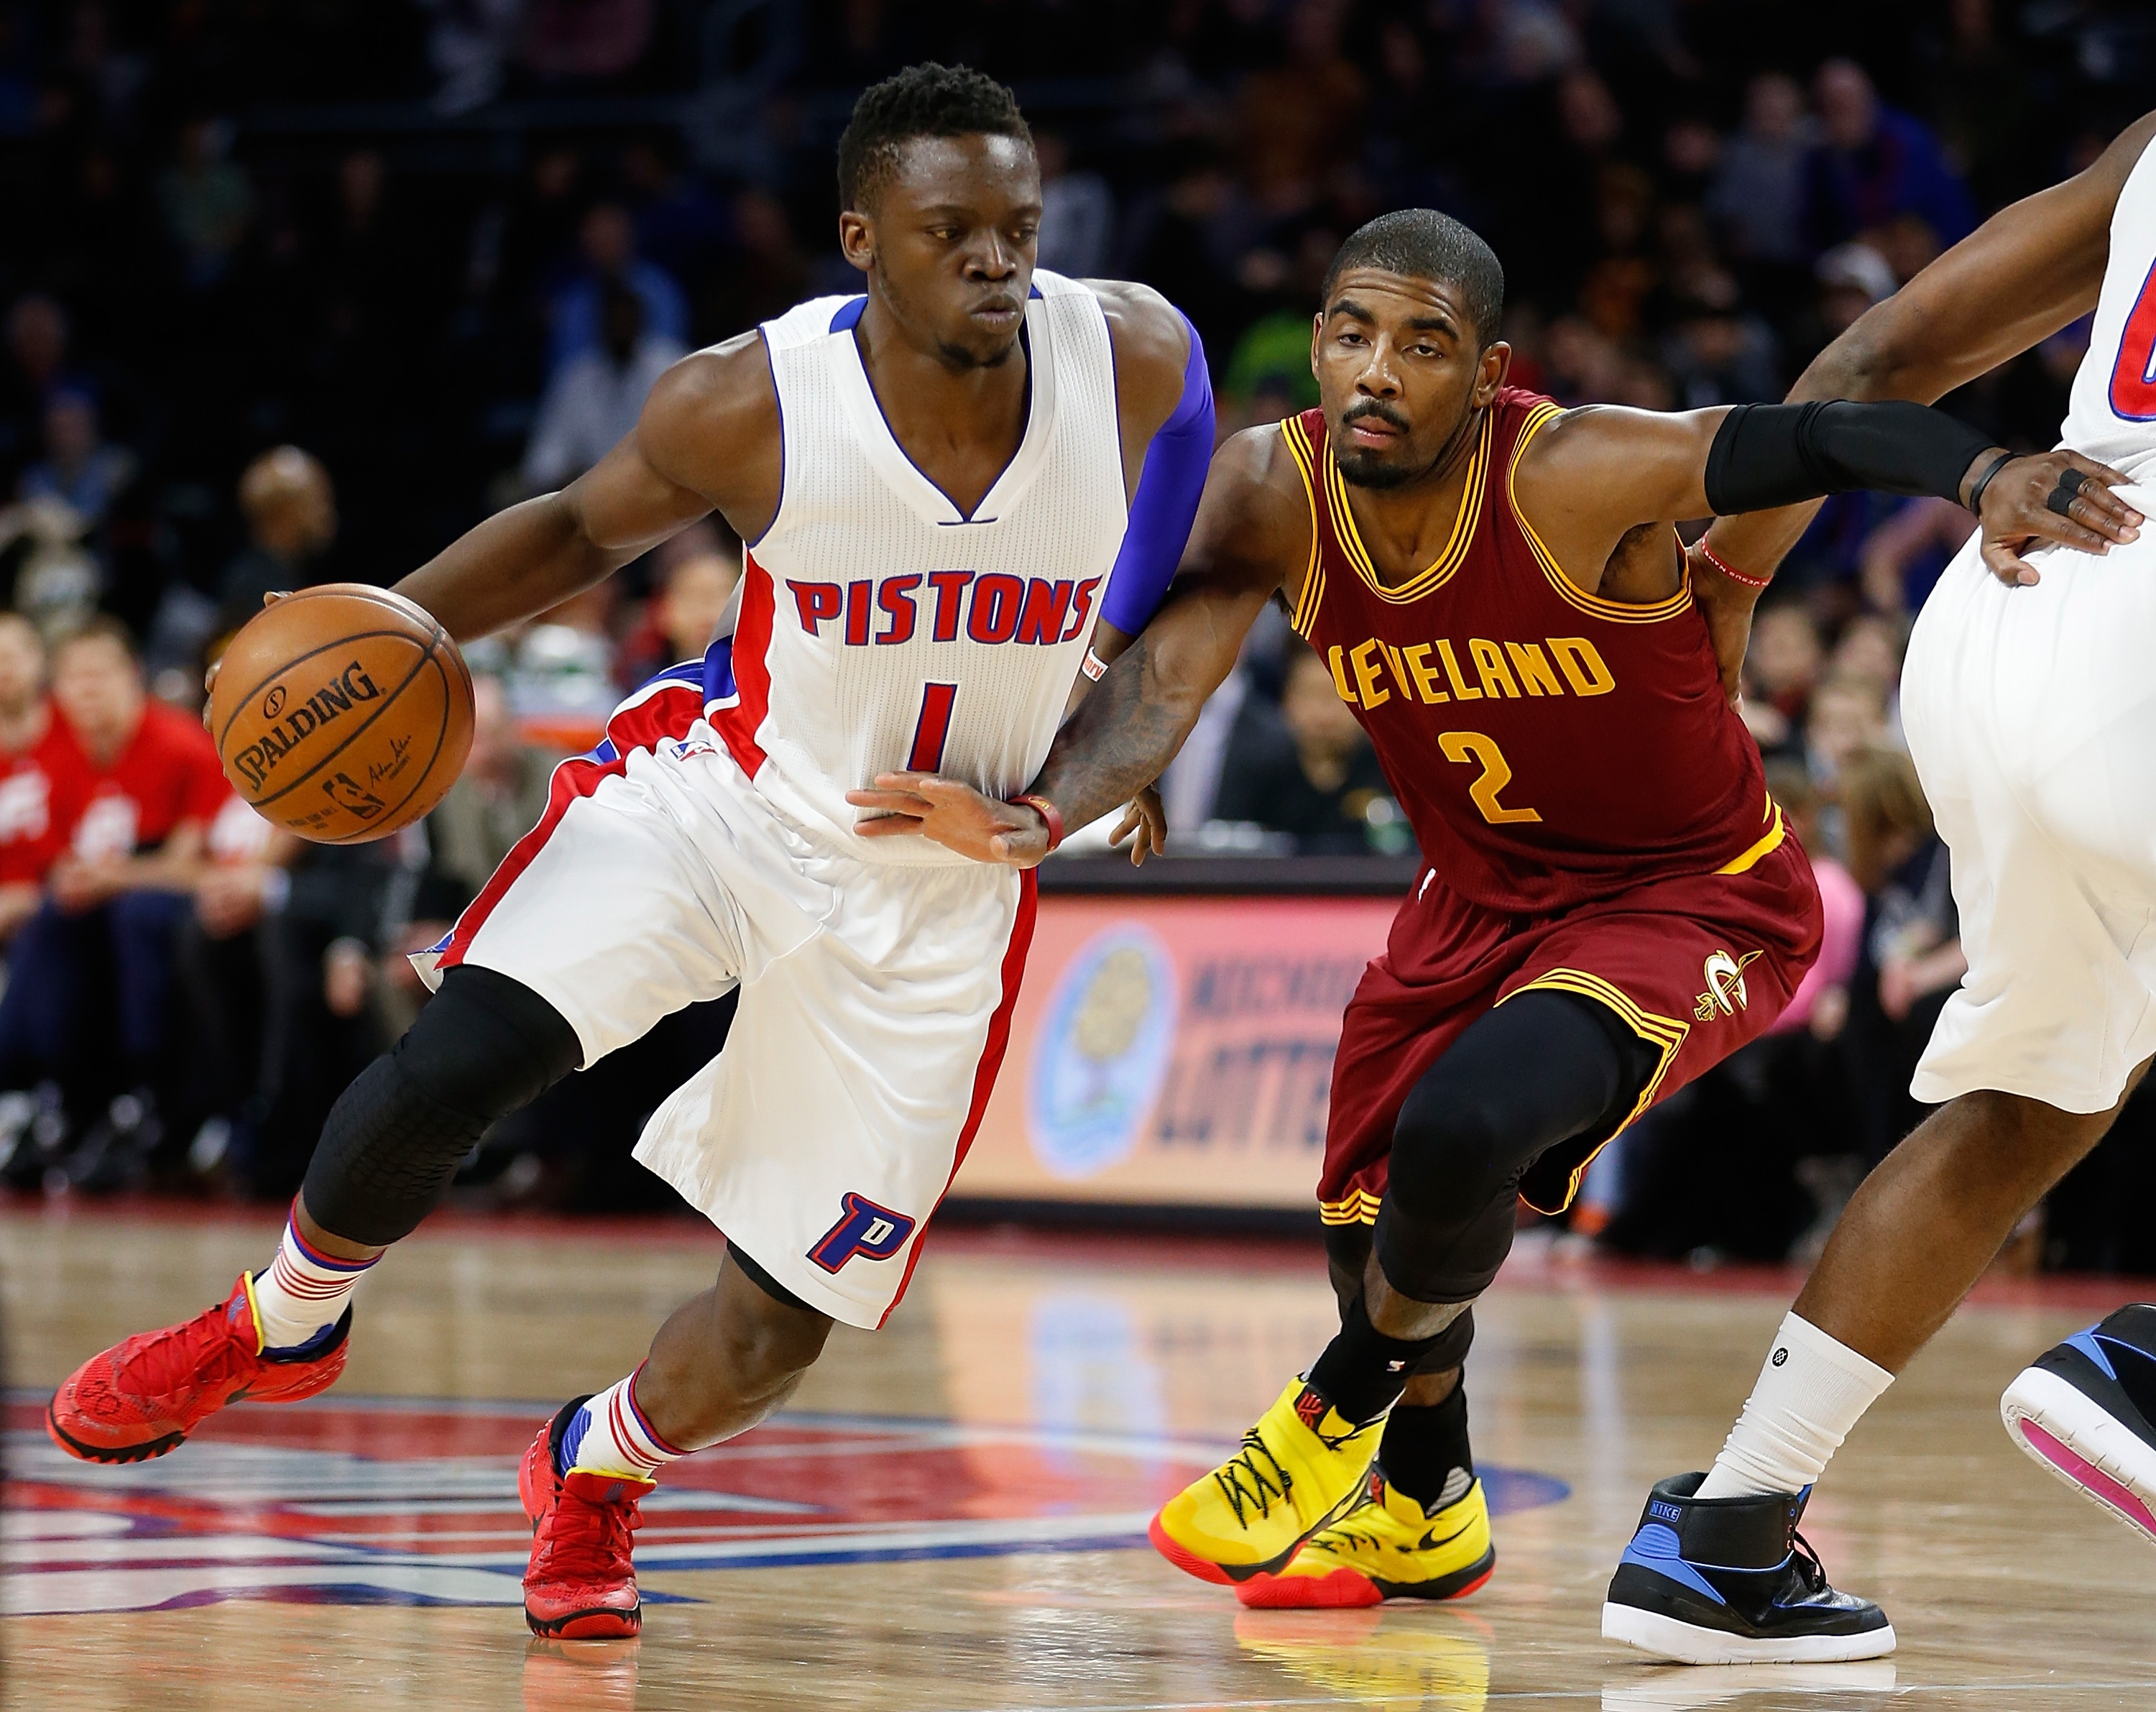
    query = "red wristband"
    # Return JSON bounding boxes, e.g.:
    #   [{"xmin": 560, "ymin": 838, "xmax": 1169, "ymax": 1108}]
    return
[
  {"xmin": 1696, "ymin": 539, "xmax": 1772, "ymax": 590},
  {"xmin": 1010, "ymin": 793, "xmax": 1064, "ymax": 852}
]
